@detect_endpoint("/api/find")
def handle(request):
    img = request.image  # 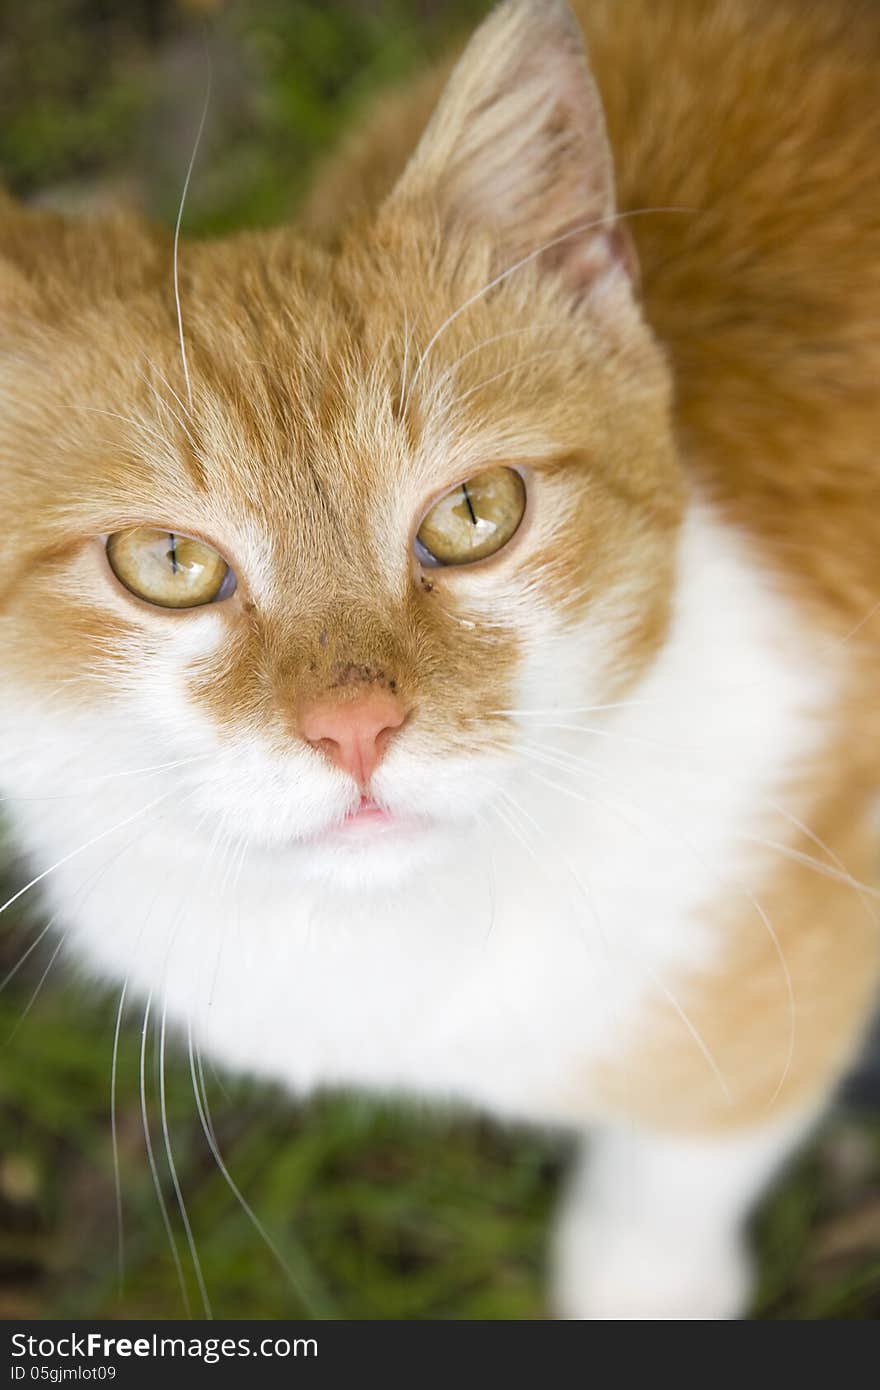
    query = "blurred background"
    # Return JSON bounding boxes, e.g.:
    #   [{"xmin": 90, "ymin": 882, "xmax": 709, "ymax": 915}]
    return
[{"xmin": 0, "ymin": 0, "xmax": 878, "ymax": 1320}]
